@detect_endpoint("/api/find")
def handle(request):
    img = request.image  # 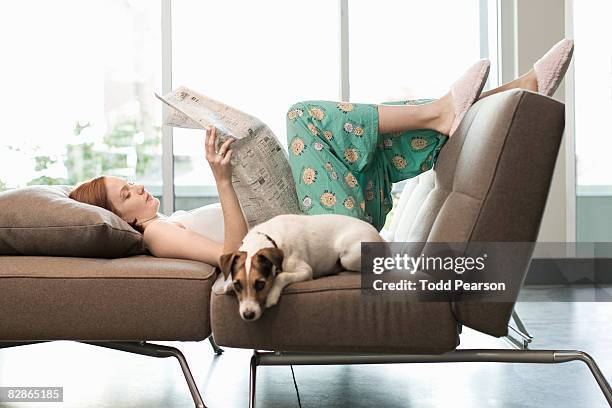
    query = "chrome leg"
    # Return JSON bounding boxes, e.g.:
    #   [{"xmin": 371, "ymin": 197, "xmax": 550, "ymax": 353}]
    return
[
  {"xmin": 249, "ymin": 352, "xmax": 259, "ymax": 408},
  {"xmin": 83, "ymin": 341, "xmax": 206, "ymax": 408},
  {"xmin": 252, "ymin": 349, "xmax": 612, "ymax": 407},
  {"xmin": 0, "ymin": 341, "xmax": 48, "ymax": 349},
  {"xmin": 208, "ymin": 335, "xmax": 224, "ymax": 355},
  {"xmin": 555, "ymin": 351, "xmax": 612, "ymax": 405},
  {"xmin": 505, "ymin": 310, "xmax": 534, "ymax": 349},
  {"xmin": 0, "ymin": 341, "xmax": 208, "ymax": 408},
  {"xmin": 512, "ymin": 310, "xmax": 532, "ymax": 338}
]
